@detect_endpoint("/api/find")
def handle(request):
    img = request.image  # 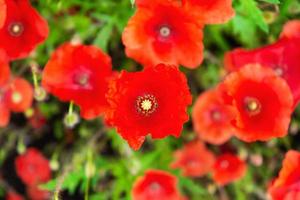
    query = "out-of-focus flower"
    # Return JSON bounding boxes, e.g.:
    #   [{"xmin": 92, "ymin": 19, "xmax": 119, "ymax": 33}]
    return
[
  {"xmin": 220, "ymin": 64, "xmax": 293, "ymax": 142},
  {"xmin": 27, "ymin": 108, "xmax": 46, "ymax": 129},
  {"xmin": 132, "ymin": 169, "xmax": 185, "ymax": 200},
  {"xmin": 42, "ymin": 43, "xmax": 113, "ymax": 120},
  {"xmin": 106, "ymin": 64, "xmax": 192, "ymax": 150},
  {"xmin": 0, "ymin": 77, "xmax": 33, "ymax": 127},
  {"xmin": 171, "ymin": 141, "xmax": 215, "ymax": 177},
  {"xmin": 27, "ymin": 186, "xmax": 50, "ymax": 200},
  {"xmin": 280, "ymin": 20, "xmax": 300, "ymax": 39},
  {"xmin": 212, "ymin": 153, "xmax": 247, "ymax": 186},
  {"xmin": 123, "ymin": 0, "xmax": 204, "ymax": 69},
  {"xmin": 182, "ymin": 0, "xmax": 235, "ymax": 25},
  {"xmin": 15, "ymin": 148, "xmax": 51, "ymax": 186},
  {"xmin": 192, "ymin": 88, "xmax": 235, "ymax": 145},
  {"xmin": 268, "ymin": 150, "xmax": 300, "ymax": 200},
  {"xmin": 6, "ymin": 78, "xmax": 33, "ymax": 113},
  {"xmin": 224, "ymin": 20, "xmax": 300, "ymax": 108},
  {"xmin": 5, "ymin": 191, "xmax": 24, "ymax": 200},
  {"xmin": 0, "ymin": 0, "xmax": 48, "ymax": 60}
]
